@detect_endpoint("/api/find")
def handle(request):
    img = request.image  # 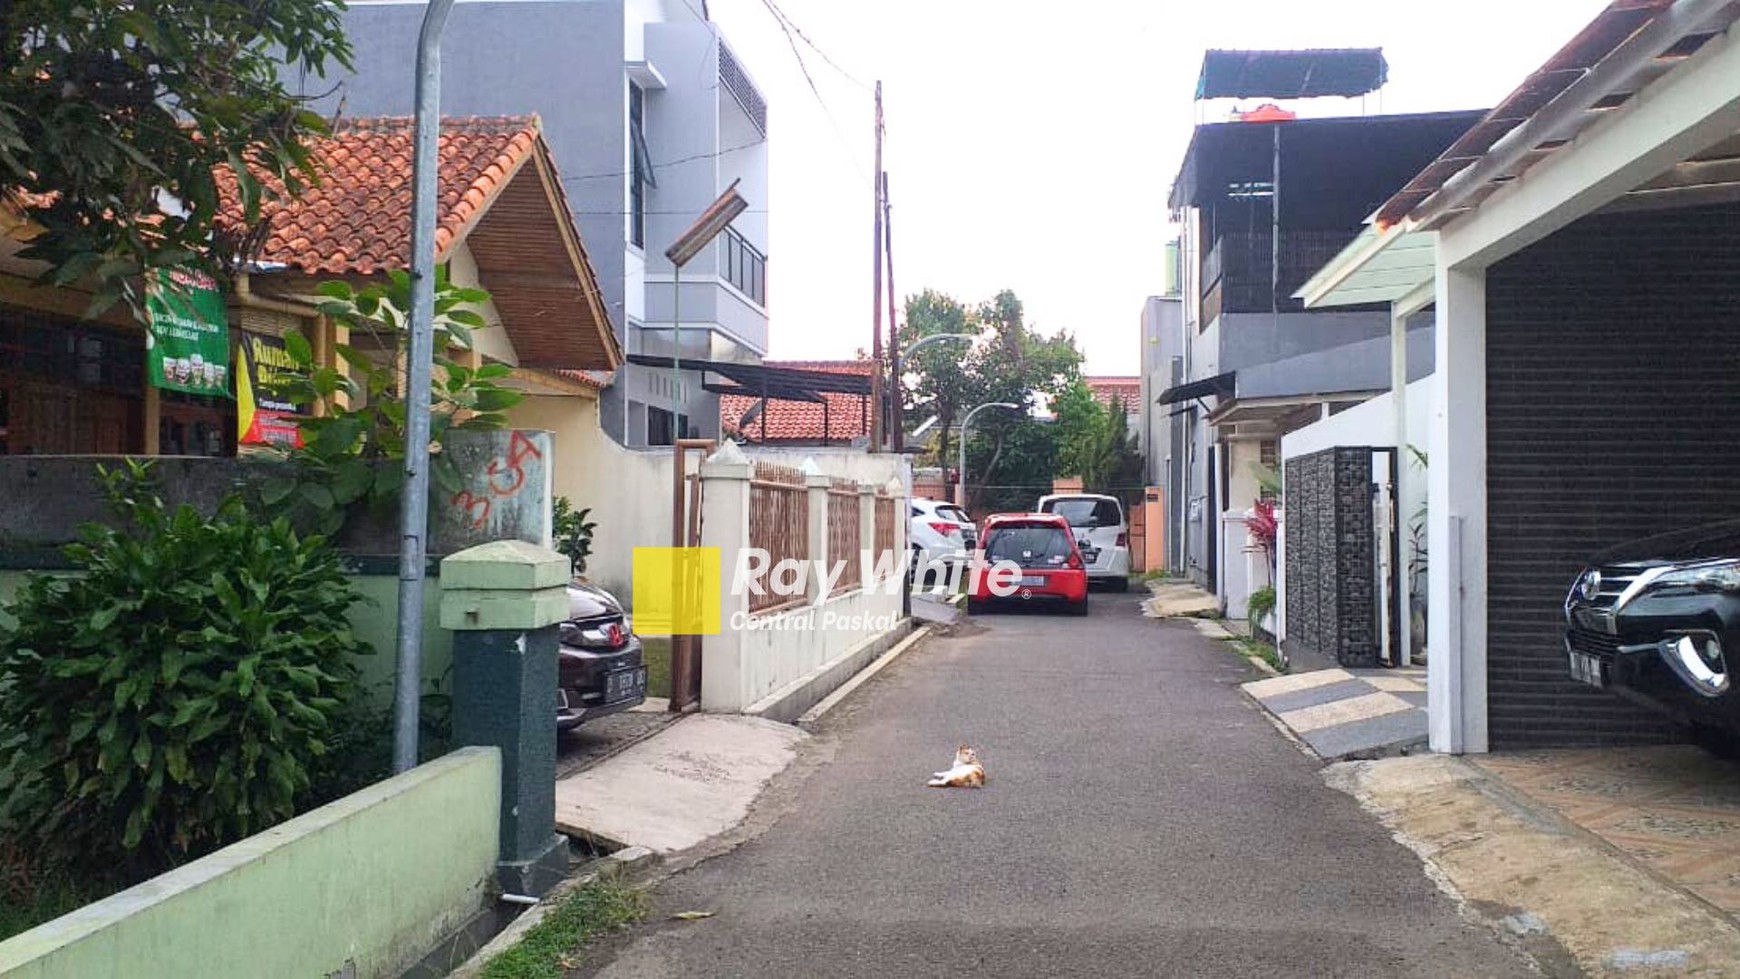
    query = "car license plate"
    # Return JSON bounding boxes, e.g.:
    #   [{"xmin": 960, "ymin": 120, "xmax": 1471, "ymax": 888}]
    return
[
  {"xmin": 607, "ymin": 667, "xmax": 647, "ymax": 702},
  {"xmin": 1568, "ymin": 650, "xmax": 1607, "ymax": 688},
  {"xmin": 1020, "ymin": 575, "xmax": 1046, "ymax": 586}
]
